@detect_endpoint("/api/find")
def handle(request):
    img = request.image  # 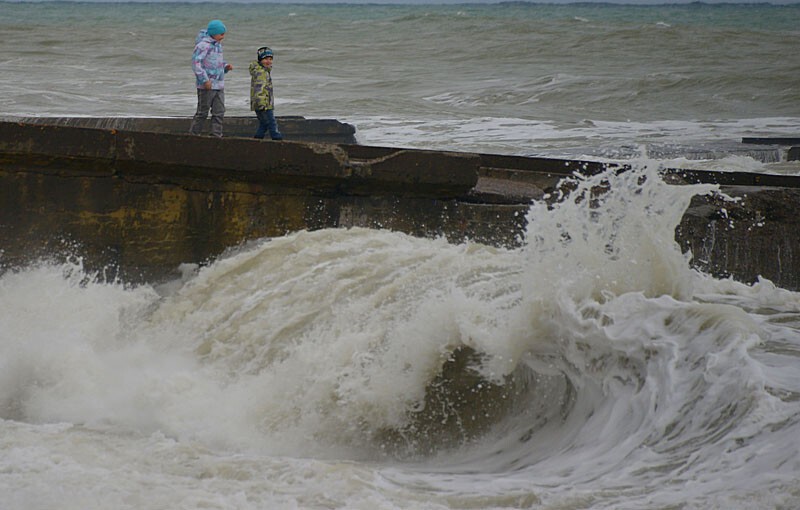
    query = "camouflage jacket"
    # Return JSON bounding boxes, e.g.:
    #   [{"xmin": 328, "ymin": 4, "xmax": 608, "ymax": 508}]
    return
[{"xmin": 249, "ymin": 61, "xmax": 274, "ymax": 111}]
